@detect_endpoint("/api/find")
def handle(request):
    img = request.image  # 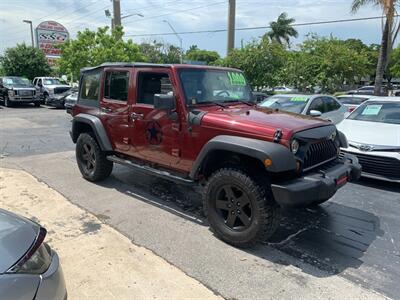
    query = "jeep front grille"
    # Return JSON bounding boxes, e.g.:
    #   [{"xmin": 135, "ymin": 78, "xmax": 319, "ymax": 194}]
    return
[{"xmin": 303, "ymin": 140, "xmax": 338, "ymax": 171}]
